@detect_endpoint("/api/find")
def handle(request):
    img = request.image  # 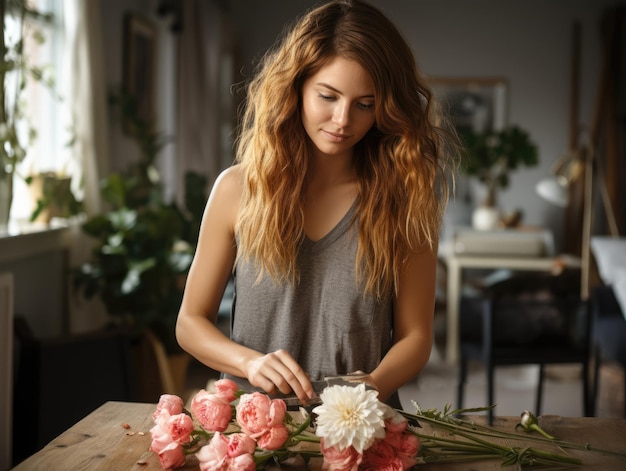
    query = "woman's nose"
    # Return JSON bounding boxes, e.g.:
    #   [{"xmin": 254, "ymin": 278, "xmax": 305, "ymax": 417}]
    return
[{"xmin": 332, "ymin": 102, "xmax": 350, "ymax": 127}]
